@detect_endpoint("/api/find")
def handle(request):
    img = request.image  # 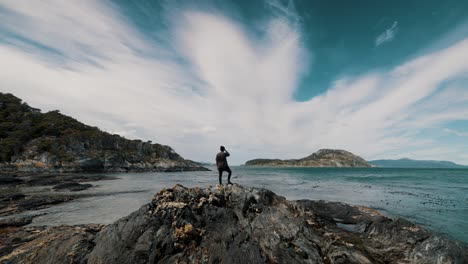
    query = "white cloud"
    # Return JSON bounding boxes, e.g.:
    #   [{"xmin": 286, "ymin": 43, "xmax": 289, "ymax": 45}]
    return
[
  {"xmin": 1, "ymin": 1, "xmax": 468, "ymax": 164},
  {"xmin": 375, "ymin": 21, "xmax": 398, "ymax": 46},
  {"xmin": 444, "ymin": 128, "xmax": 468, "ymax": 137}
]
